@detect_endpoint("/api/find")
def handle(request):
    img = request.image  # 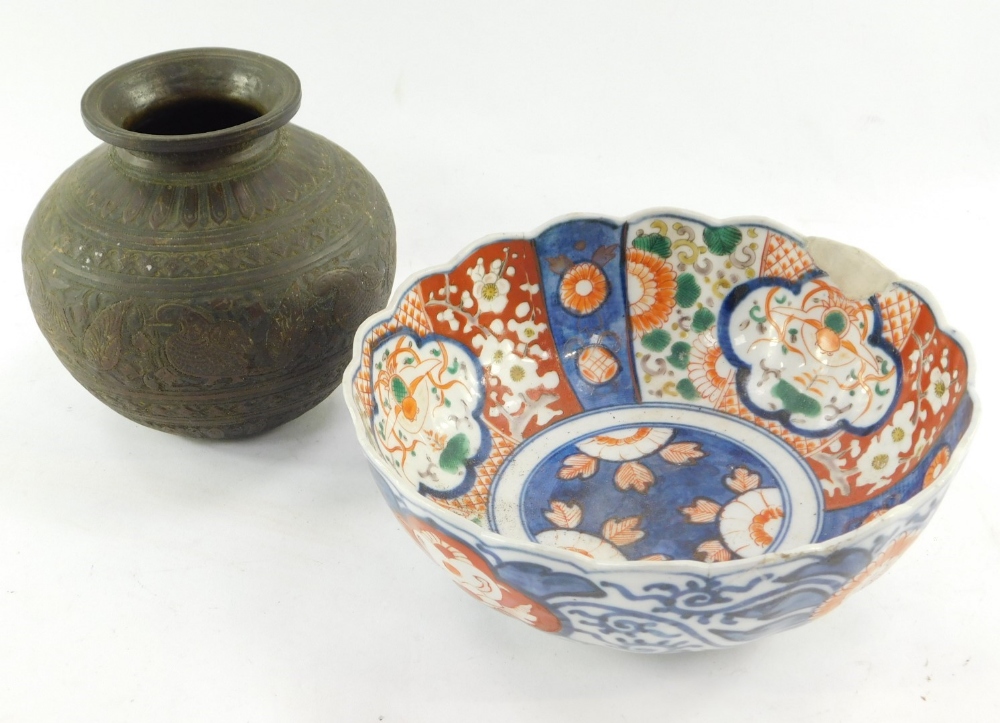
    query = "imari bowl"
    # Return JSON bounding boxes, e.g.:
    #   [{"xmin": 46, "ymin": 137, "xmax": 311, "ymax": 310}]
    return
[{"xmin": 344, "ymin": 209, "xmax": 977, "ymax": 653}]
